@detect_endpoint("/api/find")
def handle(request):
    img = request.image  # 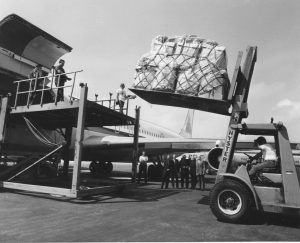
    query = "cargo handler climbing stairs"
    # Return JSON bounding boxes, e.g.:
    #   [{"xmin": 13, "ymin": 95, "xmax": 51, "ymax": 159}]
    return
[{"xmin": 0, "ymin": 72, "xmax": 137, "ymax": 198}]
